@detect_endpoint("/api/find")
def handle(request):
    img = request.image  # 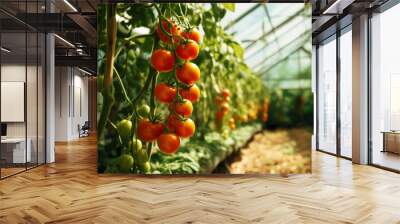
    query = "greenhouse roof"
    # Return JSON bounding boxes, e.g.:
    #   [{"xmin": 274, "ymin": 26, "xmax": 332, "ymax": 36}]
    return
[{"xmin": 222, "ymin": 3, "xmax": 311, "ymax": 88}]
